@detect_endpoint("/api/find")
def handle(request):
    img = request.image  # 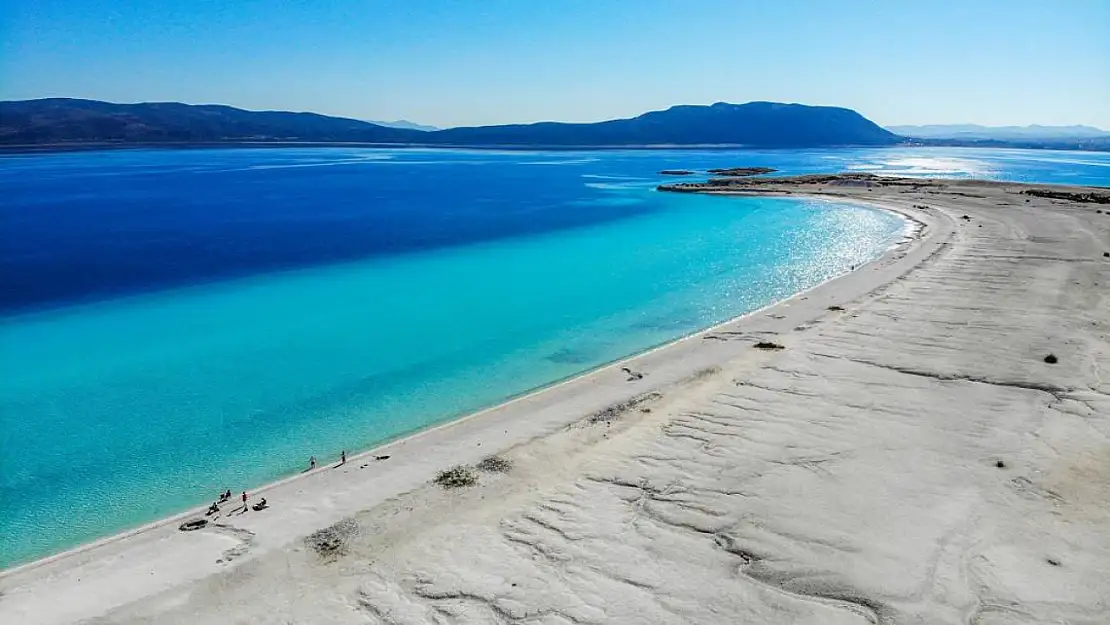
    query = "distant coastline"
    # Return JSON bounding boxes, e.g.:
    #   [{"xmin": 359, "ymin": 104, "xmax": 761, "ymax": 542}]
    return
[
  {"xmin": 5, "ymin": 98, "xmax": 1108, "ymax": 153},
  {"xmin": 5, "ymin": 141, "xmax": 1110, "ymax": 156},
  {"xmin": 900, "ymin": 136, "xmax": 1110, "ymax": 153},
  {"xmin": 0, "ymin": 141, "xmax": 900, "ymax": 155},
  {"xmin": 4, "ymin": 140, "xmax": 1109, "ymax": 156}
]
